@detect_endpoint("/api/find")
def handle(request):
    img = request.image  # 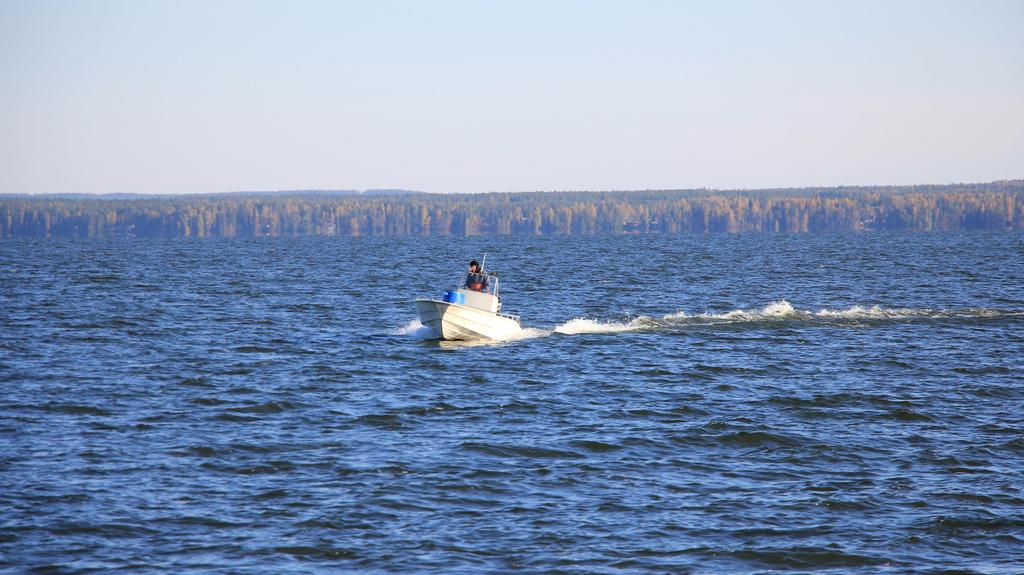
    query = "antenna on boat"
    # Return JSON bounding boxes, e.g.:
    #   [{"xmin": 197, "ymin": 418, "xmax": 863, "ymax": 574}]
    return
[{"xmin": 481, "ymin": 252, "xmax": 487, "ymax": 272}]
